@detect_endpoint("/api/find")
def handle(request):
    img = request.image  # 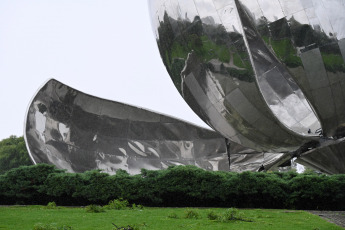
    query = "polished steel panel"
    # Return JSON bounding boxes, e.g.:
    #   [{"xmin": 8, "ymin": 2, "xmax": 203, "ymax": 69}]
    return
[
  {"xmin": 25, "ymin": 79, "xmax": 289, "ymax": 174},
  {"xmin": 25, "ymin": 79, "xmax": 227, "ymax": 173},
  {"xmin": 148, "ymin": 0, "xmax": 323, "ymax": 153},
  {"xmin": 26, "ymin": 79, "xmax": 286, "ymax": 174},
  {"xmin": 148, "ymin": 0, "xmax": 345, "ymax": 173},
  {"xmin": 230, "ymin": 153, "xmax": 289, "ymax": 172},
  {"xmin": 296, "ymin": 138, "xmax": 345, "ymax": 174}
]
